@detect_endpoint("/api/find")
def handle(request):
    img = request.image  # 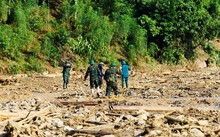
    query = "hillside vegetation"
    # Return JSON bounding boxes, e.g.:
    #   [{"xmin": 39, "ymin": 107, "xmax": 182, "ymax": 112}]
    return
[{"xmin": 0, "ymin": 0, "xmax": 220, "ymax": 74}]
